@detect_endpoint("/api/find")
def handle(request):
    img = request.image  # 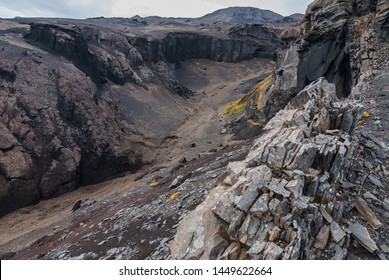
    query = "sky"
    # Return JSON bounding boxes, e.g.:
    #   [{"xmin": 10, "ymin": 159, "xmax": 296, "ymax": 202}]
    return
[{"xmin": 0, "ymin": 0, "xmax": 313, "ymax": 19}]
